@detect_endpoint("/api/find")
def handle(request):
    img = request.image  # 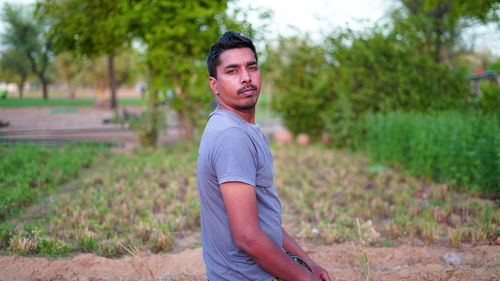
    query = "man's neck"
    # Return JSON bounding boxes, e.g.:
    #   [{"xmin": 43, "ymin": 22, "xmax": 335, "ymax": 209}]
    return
[{"xmin": 216, "ymin": 104, "xmax": 255, "ymax": 124}]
